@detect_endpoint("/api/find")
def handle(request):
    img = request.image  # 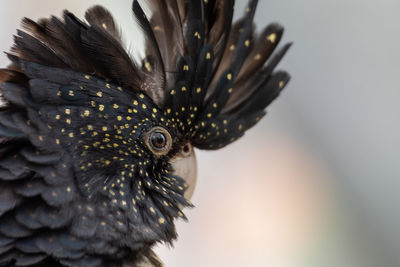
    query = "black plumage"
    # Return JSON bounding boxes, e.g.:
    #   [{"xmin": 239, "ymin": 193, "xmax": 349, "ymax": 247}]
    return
[{"xmin": 0, "ymin": 0, "xmax": 291, "ymax": 266}]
